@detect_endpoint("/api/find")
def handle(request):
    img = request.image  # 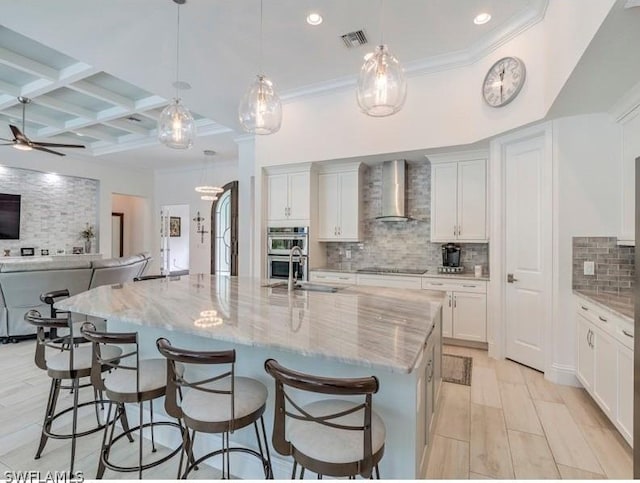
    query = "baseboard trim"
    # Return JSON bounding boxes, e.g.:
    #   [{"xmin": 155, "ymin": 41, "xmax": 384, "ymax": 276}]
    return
[
  {"xmin": 546, "ymin": 362, "xmax": 580, "ymax": 386},
  {"xmin": 443, "ymin": 337, "xmax": 488, "ymax": 350}
]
